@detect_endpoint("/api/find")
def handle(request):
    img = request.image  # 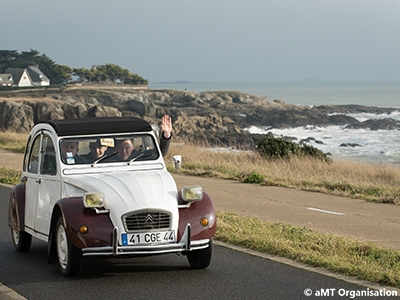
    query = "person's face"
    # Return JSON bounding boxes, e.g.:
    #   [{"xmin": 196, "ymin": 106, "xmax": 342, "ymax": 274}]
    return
[
  {"xmin": 90, "ymin": 143, "xmax": 108, "ymax": 159},
  {"xmin": 61, "ymin": 141, "xmax": 79, "ymax": 158},
  {"xmin": 116, "ymin": 139, "xmax": 133, "ymax": 160}
]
